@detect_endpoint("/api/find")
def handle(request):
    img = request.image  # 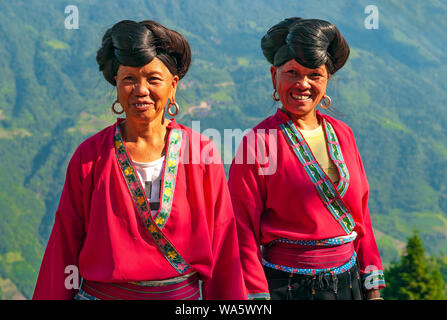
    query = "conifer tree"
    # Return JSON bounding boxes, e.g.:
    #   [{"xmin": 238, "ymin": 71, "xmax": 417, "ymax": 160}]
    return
[{"xmin": 383, "ymin": 231, "xmax": 445, "ymax": 300}]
